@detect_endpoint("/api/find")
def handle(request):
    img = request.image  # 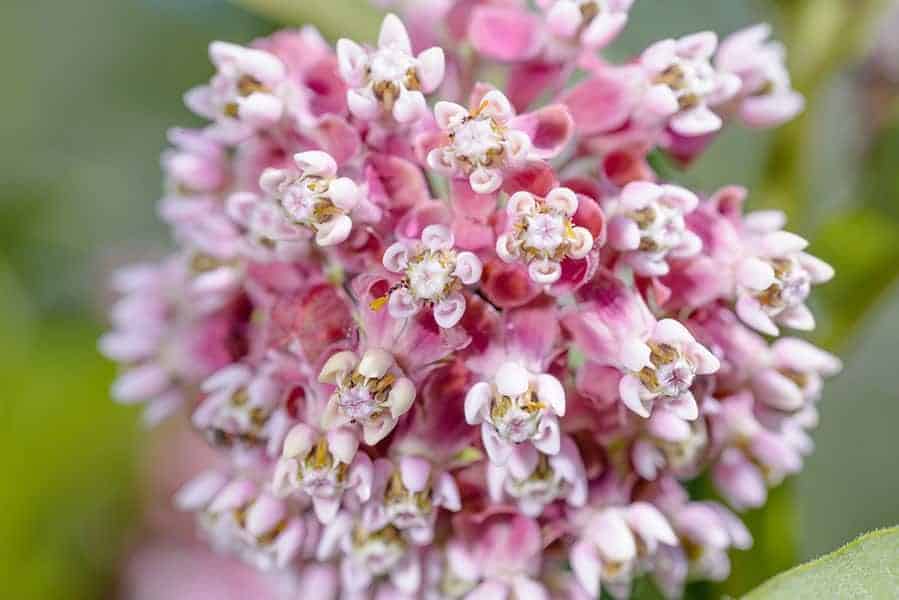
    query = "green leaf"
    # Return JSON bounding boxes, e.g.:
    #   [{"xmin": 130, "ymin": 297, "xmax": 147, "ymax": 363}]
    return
[{"xmin": 743, "ymin": 527, "xmax": 899, "ymax": 599}]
